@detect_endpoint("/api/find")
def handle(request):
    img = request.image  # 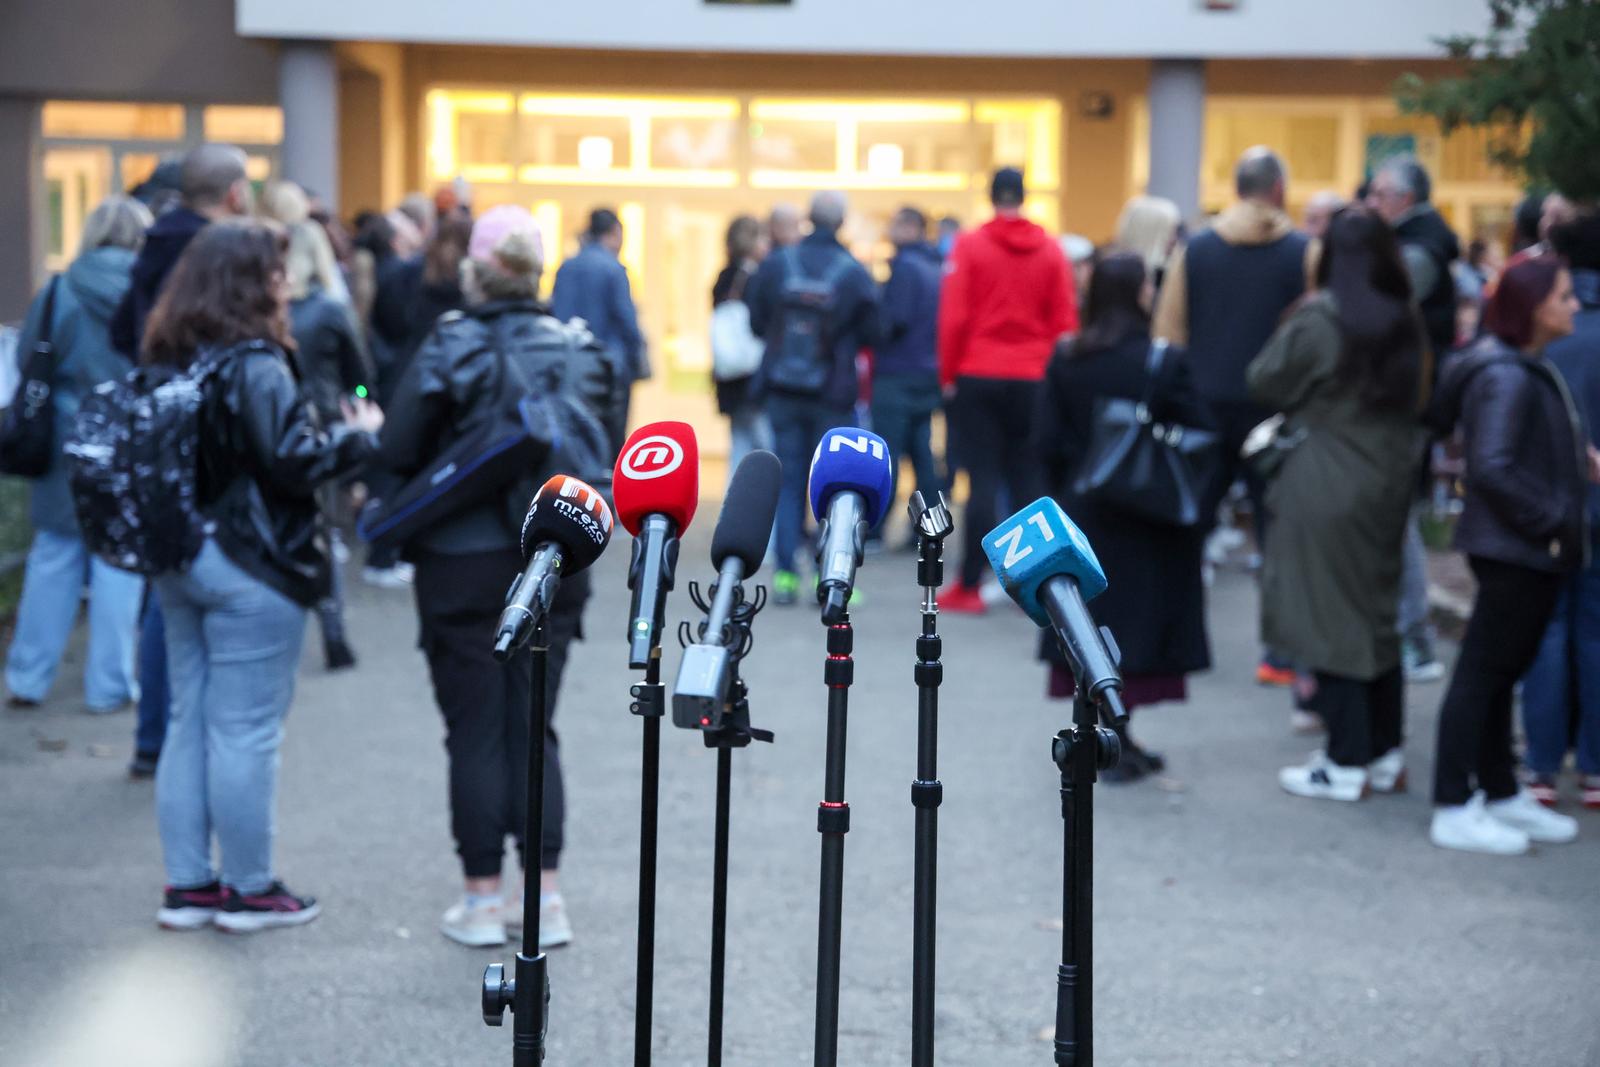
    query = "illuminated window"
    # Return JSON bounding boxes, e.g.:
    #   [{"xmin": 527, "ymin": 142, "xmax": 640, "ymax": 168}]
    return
[
  {"xmin": 203, "ymin": 105, "xmax": 284, "ymax": 145},
  {"xmin": 42, "ymin": 101, "xmax": 185, "ymax": 141}
]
